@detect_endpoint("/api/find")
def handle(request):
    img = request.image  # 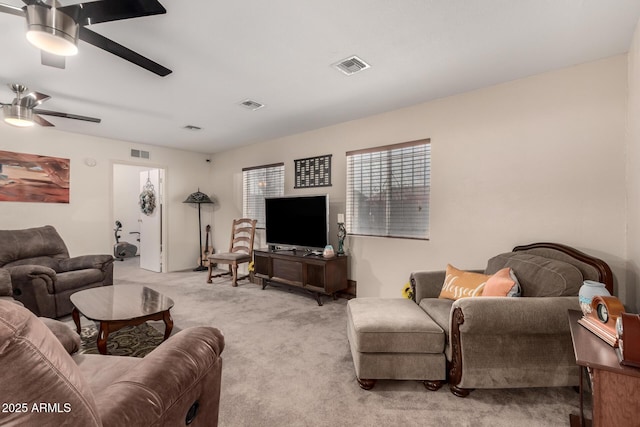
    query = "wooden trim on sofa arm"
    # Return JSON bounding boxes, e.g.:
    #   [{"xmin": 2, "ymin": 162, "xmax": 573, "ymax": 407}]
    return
[
  {"xmin": 512, "ymin": 242, "xmax": 614, "ymax": 294},
  {"xmin": 449, "ymin": 307, "xmax": 472, "ymax": 397}
]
